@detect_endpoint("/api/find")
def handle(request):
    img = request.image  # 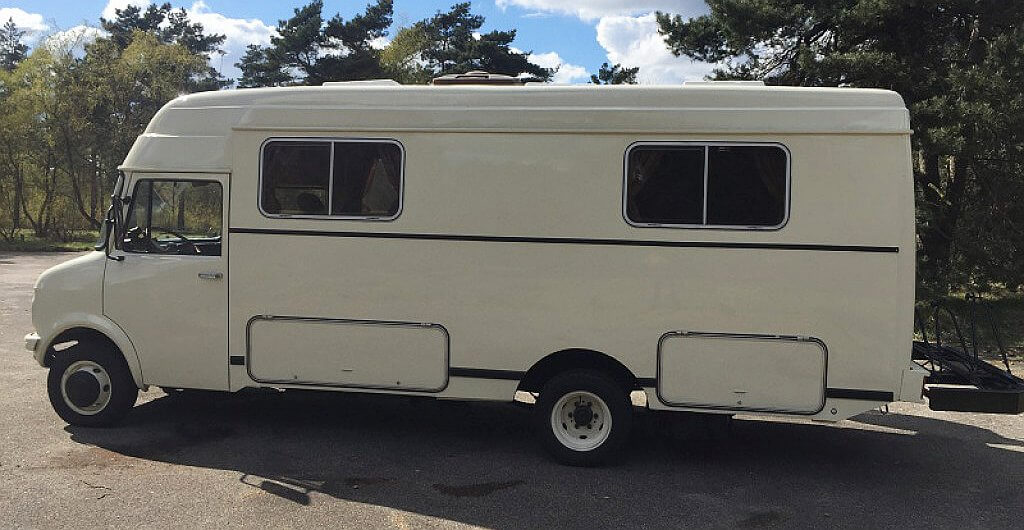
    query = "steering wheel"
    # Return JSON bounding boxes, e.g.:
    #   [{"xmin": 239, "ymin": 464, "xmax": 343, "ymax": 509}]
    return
[{"xmin": 150, "ymin": 227, "xmax": 200, "ymax": 254}]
